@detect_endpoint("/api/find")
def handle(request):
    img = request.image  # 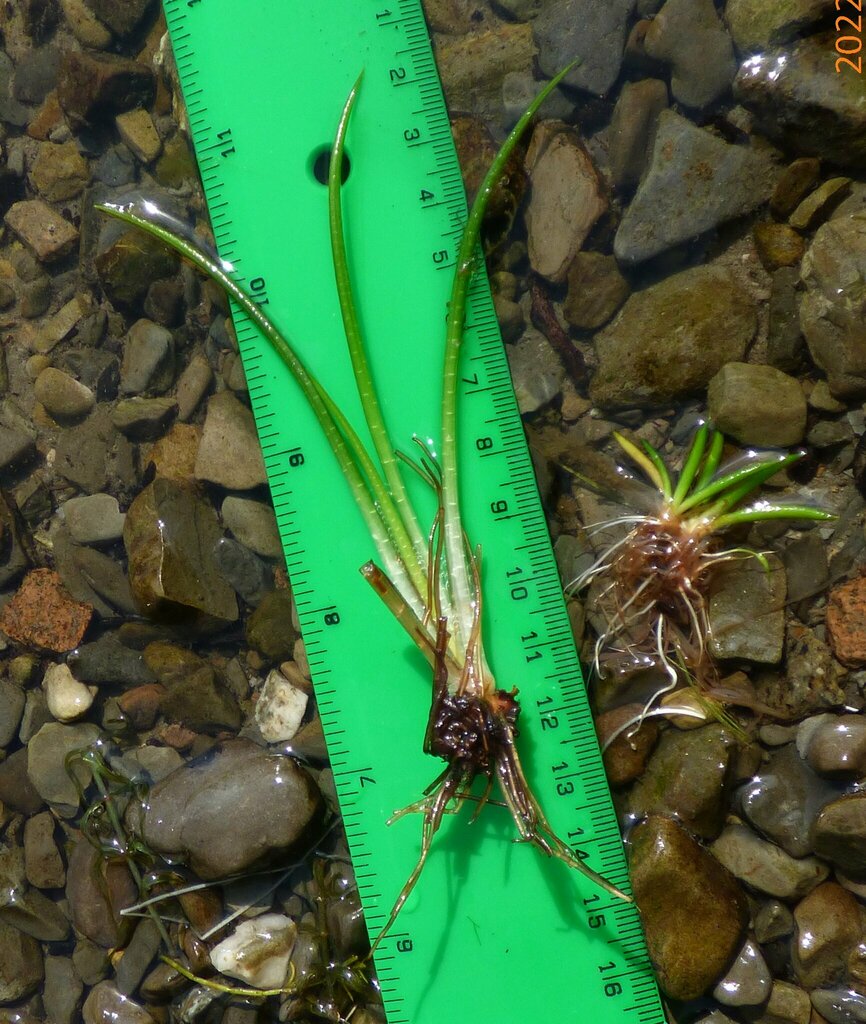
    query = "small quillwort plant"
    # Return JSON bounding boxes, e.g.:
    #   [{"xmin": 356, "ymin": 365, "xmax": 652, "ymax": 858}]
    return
[
  {"xmin": 570, "ymin": 425, "xmax": 833, "ymax": 743},
  {"xmin": 96, "ymin": 61, "xmax": 630, "ymax": 936}
]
